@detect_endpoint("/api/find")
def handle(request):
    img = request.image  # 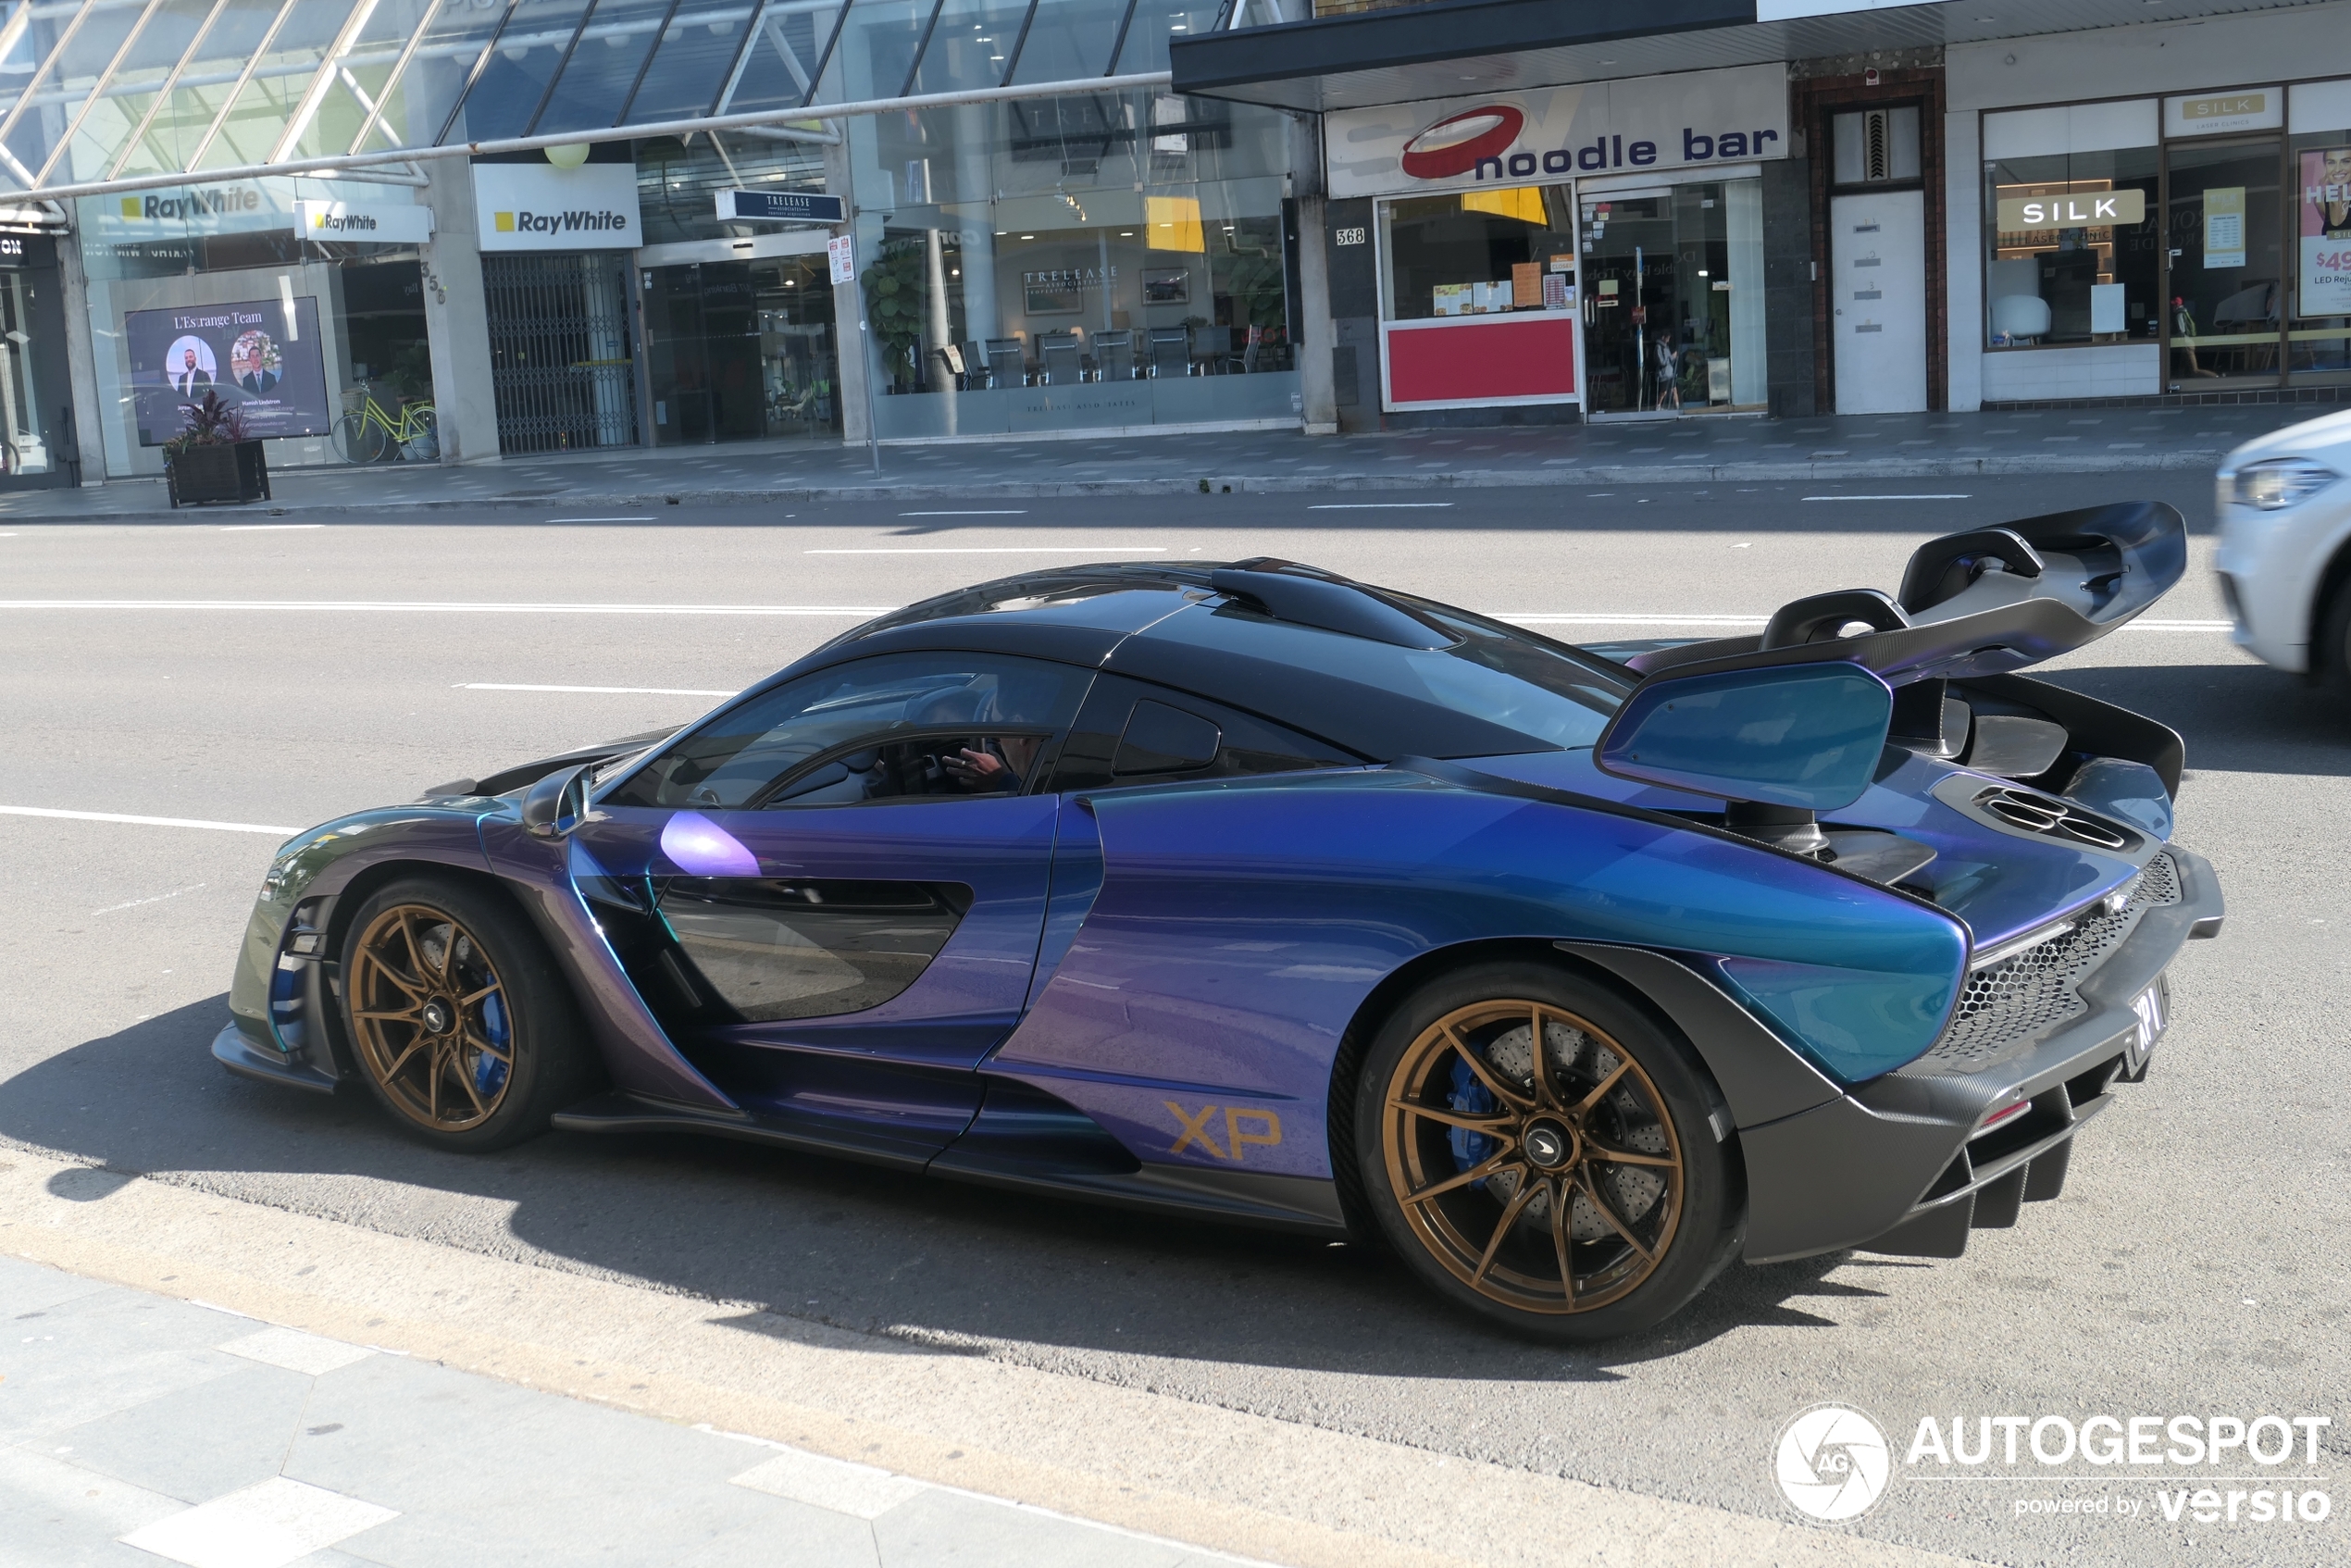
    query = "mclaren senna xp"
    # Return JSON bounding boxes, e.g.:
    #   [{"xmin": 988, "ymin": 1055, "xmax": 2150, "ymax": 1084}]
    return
[{"xmin": 218, "ymin": 504, "xmax": 2221, "ymax": 1339}]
